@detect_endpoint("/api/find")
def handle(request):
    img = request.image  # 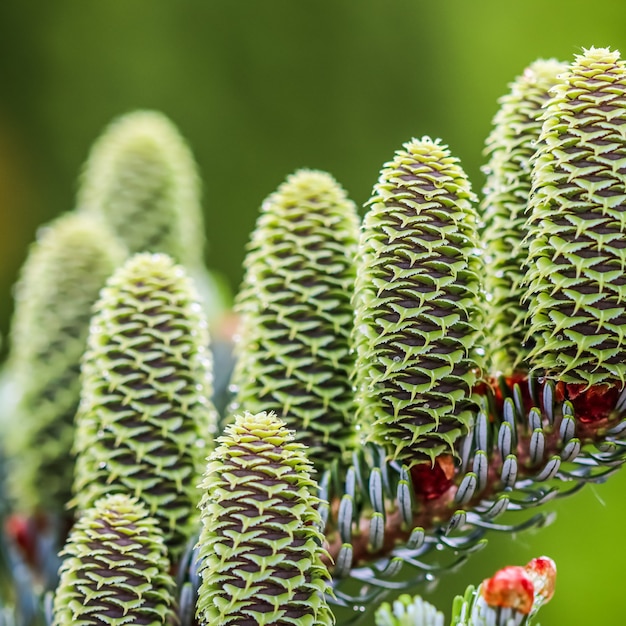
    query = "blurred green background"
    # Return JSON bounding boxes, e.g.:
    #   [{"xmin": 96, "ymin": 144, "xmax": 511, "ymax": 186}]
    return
[{"xmin": 1, "ymin": 1, "xmax": 625, "ymax": 623}]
